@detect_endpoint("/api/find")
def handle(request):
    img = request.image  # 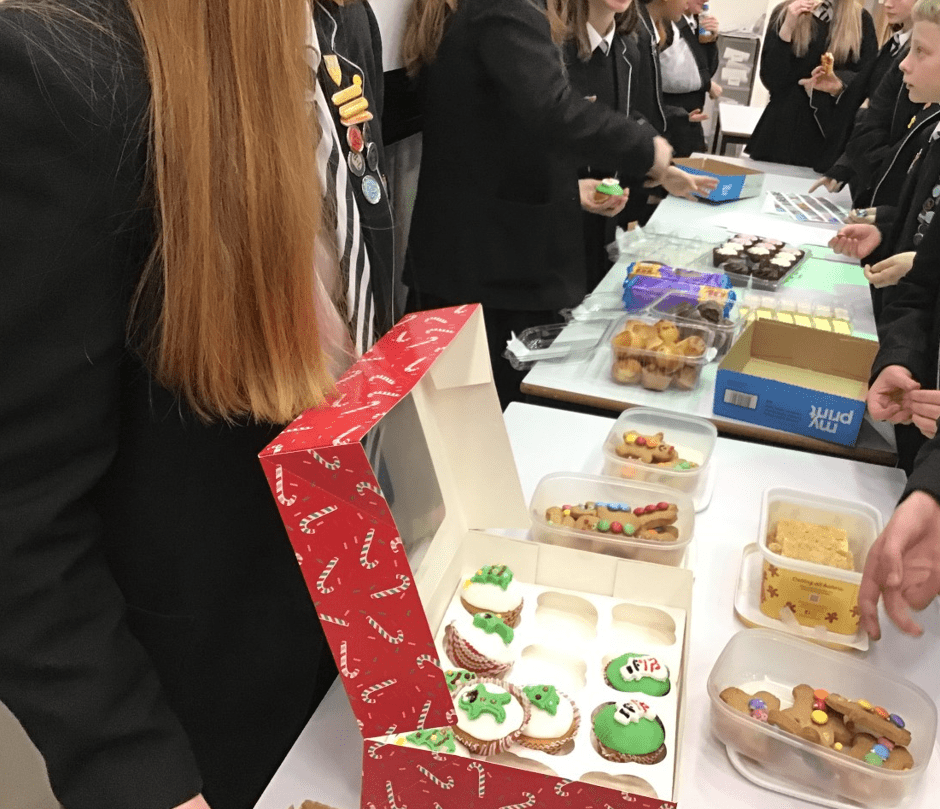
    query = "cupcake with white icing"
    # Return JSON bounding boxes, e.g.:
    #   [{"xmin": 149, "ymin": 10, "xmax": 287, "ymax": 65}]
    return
[
  {"xmin": 444, "ymin": 612, "xmax": 516, "ymax": 677},
  {"xmin": 460, "ymin": 564, "xmax": 524, "ymax": 628},
  {"xmin": 517, "ymin": 684, "xmax": 580, "ymax": 755},
  {"xmin": 452, "ymin": 679, "xmax": 530, "ymax": 756}
]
